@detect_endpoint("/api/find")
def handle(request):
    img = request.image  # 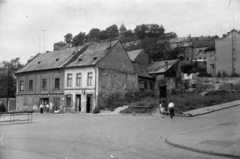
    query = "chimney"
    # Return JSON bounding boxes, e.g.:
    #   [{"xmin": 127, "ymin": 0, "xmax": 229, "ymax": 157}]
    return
[{"xmin": 165, "ymin": 61, "xmax": 168, "ymax": 70}]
